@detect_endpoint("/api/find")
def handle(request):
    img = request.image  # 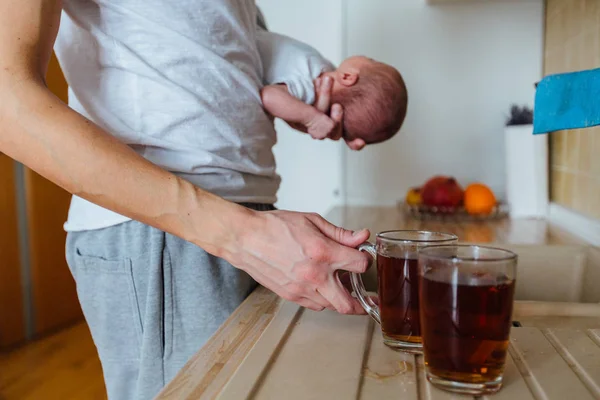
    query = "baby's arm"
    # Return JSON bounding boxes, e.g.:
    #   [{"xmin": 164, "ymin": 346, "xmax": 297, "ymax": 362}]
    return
[{"xmin": 261, "ymin": 84, "xmax": 335, "ymax": 139}]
